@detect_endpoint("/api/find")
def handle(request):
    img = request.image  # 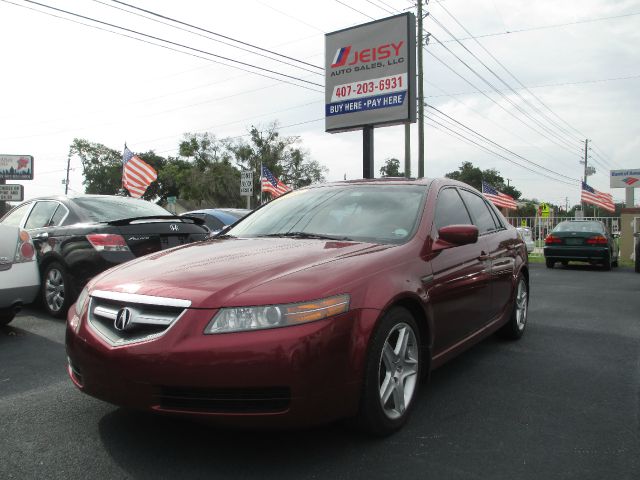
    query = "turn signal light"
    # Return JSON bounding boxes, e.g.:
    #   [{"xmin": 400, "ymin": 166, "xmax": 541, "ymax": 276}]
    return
[
  {"xmin": 86, "ymin": 234, "xmax": 130, "ymax": 252},
  {"xmin": 586, "ymin": 235, "xmax": 608, "ymax": 245},
  {"xmin": 544, "ymin": 235, "xmax": 562, "ymax": 245}
]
